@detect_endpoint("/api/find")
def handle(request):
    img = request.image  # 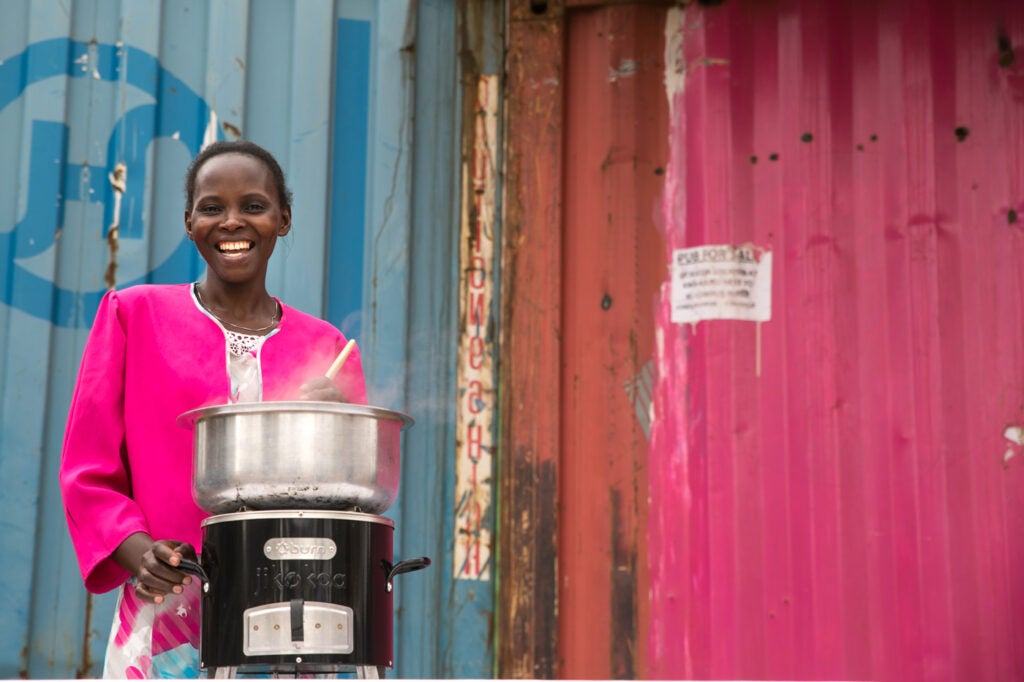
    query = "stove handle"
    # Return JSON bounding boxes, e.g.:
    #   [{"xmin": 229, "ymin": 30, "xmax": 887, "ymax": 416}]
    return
[
  {"xmin": 384, "ymin": 557, "xmax": 431, "ymax": 592},
  {"xmin": 176, "ymin": 558, "xmax": 209, "ymax": 583}
]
